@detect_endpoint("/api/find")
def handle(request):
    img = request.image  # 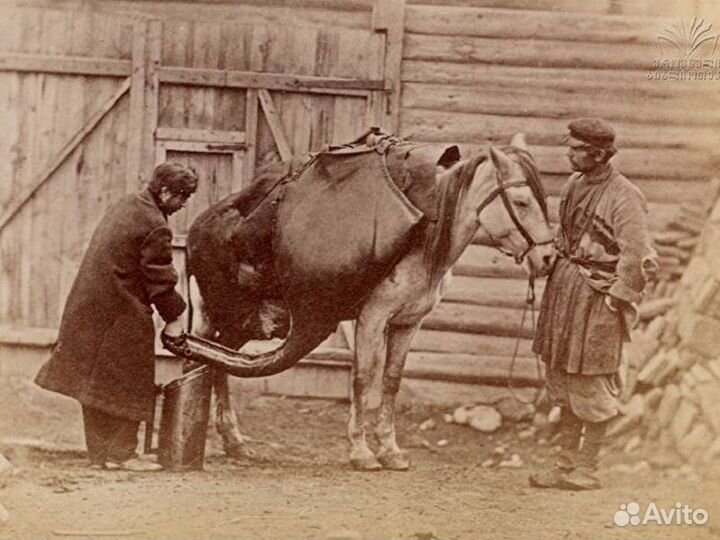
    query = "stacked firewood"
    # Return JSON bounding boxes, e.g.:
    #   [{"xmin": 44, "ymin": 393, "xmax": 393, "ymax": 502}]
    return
[{"xmin": 606, "ymin": 178, "xmax": 720, "ymax": 470}]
